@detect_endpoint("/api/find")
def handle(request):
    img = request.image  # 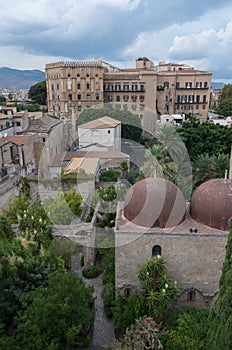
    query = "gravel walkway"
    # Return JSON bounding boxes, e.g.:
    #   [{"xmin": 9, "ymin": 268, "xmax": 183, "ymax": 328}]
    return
[{"xmin": 72, "ymin": 250, "xmax": 116, "ymax": 350}]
